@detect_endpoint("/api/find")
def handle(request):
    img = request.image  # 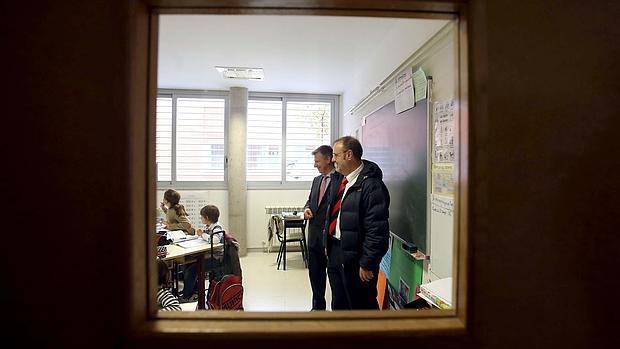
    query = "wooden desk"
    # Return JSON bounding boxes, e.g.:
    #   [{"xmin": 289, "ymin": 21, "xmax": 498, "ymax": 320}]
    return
[{"xmin": 162, "ymin": 242, "xmax": 222, "ymax": 310}]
